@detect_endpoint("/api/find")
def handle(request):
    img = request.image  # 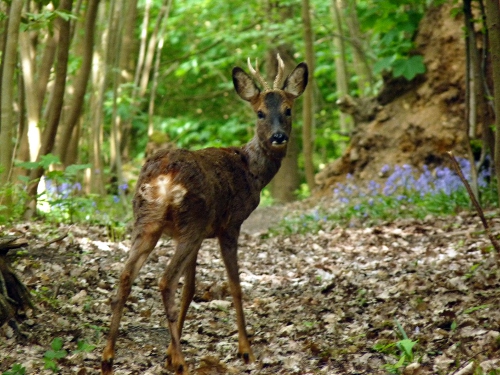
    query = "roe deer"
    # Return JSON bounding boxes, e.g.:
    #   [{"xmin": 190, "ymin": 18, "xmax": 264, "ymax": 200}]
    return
[{"xmin": 101, "ymin": 54, "xmax": 308, "ymax": 374}]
